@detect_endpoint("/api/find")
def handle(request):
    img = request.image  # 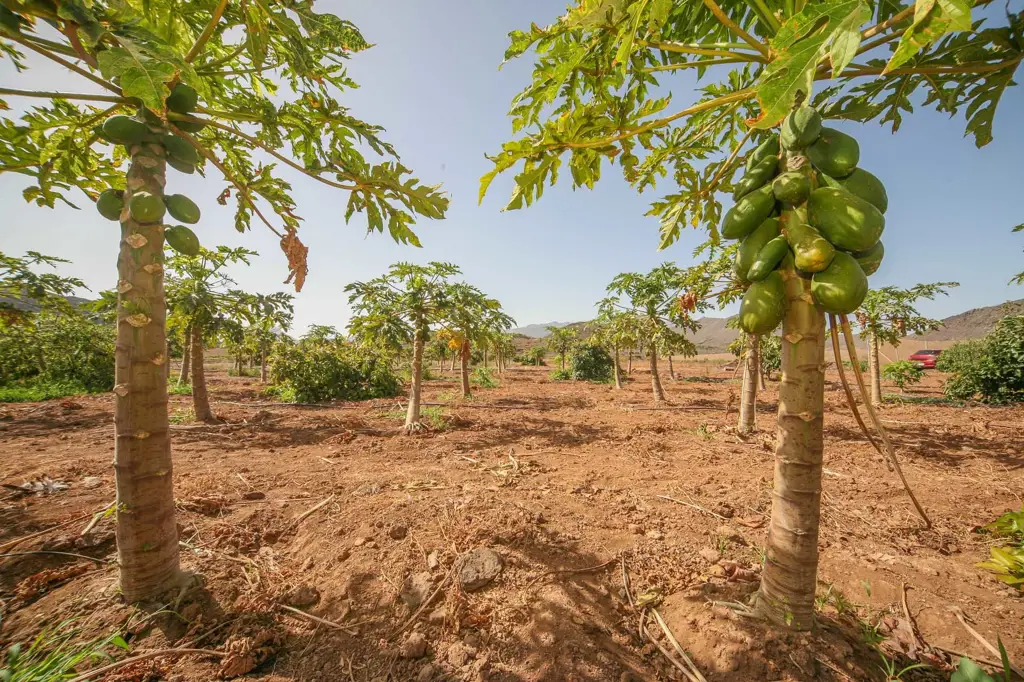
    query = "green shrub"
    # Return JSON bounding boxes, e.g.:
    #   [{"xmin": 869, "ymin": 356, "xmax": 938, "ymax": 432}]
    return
[
  {"xmin": 882, "ymin": 360, "xmax": 923, "ymax": 392},
  {"xmin": 0, "ymin": 381, "xmax": 89, "ymax": 403},
  {"xmin": 516, "ymin": 346, "xmax": 546, "ymax": 366},
  {"xmin": 0, "ymin": 311, "xmax": 114, "ymax": 393},
  {"xmin": 471, "ymin": 367, "xmax": 497, "ymax": 388},
  {"xmin": 568, "ymin": 344, "xmax": 613, "ymax": 382},
  {"xmin": 976, "ymin": 507, "xmax": 1024, "ymax": 591},
  {"xmin": 842, "ymin": 359, "xmax": 869, "ymax": 373},
  {"xmin": 167, "ymin": 382, "xmax": 193, "ymax": 396},
  {"xmin": 549, "ymin": 368, "xmax": 572, "ymax": 381},
  {"xmin": 1, "ymin": 619, "xmax": 128, "ymax": 681},
  {"xmin": 938, "ymin": 316, "xmax": 1024, "ymax": 403},
  {"xmin": 269, "ymin": 339, "xmax": 400, "ymax": 403}
]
